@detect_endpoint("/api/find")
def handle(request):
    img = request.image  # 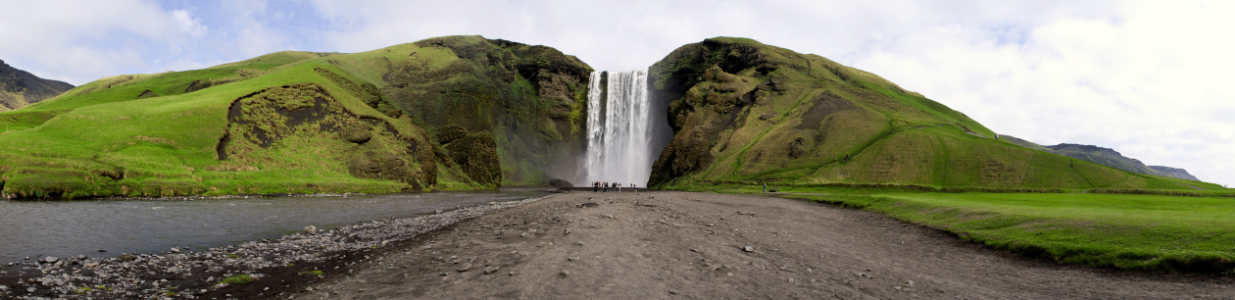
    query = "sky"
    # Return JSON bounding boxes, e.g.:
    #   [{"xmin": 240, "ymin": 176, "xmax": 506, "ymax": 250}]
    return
[{"xmin": 0, "ymin": 0, "xmax": 1231, "ymax": 187}]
